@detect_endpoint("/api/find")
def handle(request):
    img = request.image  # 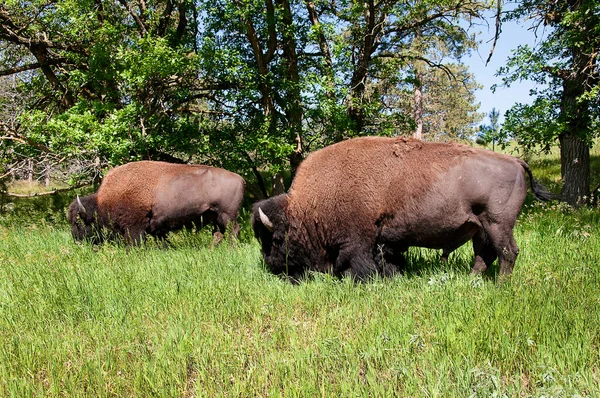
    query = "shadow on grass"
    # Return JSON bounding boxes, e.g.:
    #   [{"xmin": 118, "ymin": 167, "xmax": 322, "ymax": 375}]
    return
[
  {"xmin": 281, "ymin": 246, "xmax": 504, "ymax": 286},
  {"xmin": 591, "ymin": 153, "xmax": 600, "ymax": 184},
  {"xmin": 399, "ymin": 246, "xmax": 502, "ymax": 282}
]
